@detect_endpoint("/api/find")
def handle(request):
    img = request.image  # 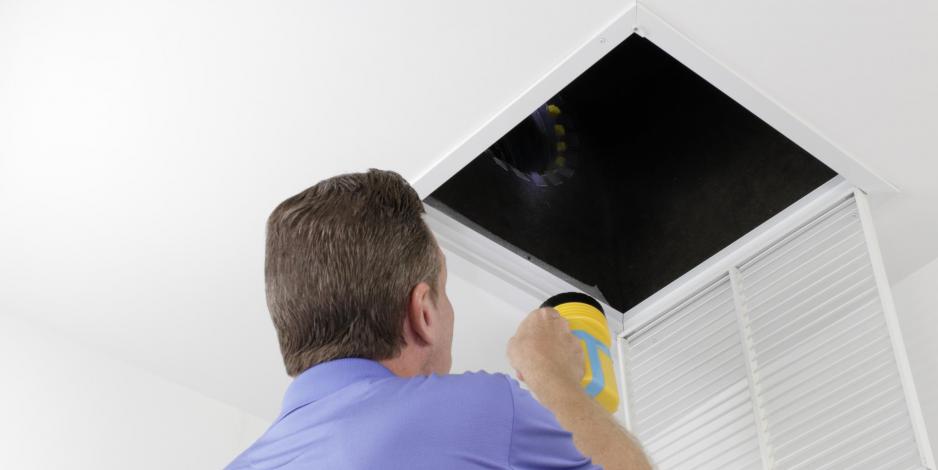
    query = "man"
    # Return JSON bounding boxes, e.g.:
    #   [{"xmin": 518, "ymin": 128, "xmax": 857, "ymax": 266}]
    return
[{"xmin": 227, "ymin": 169, "xmax": 651, "ymax": 469}]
